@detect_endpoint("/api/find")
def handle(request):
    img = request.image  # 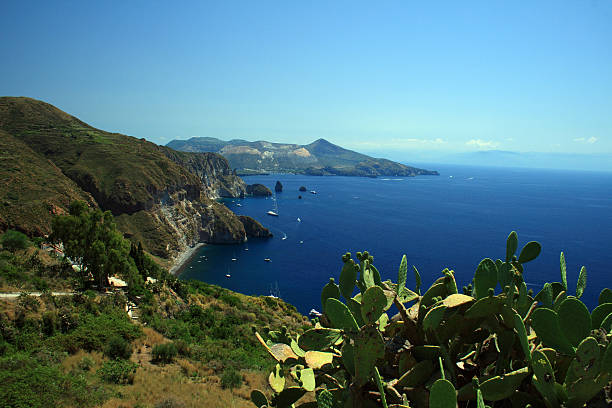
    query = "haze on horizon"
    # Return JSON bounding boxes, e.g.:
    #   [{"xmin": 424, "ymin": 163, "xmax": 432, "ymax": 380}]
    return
[{"xmin": 1, "ymin": 1, "xmax": 611, "ymax": 170}]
